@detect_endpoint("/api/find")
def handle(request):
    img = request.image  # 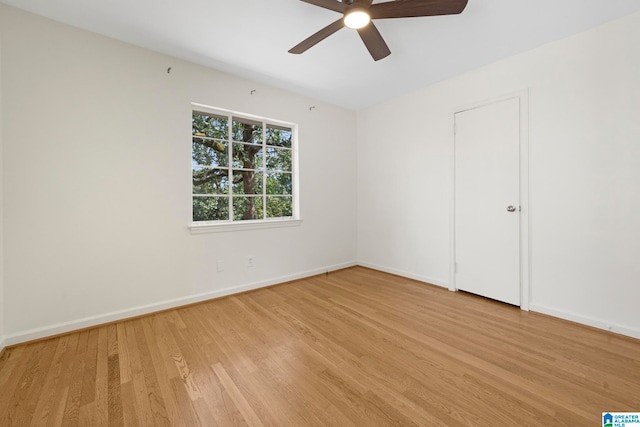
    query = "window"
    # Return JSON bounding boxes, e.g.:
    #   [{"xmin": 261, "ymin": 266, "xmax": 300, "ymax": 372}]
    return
[{"xmin": 191, "ymin": 105, "xmax": 298, "ymax": 226}]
